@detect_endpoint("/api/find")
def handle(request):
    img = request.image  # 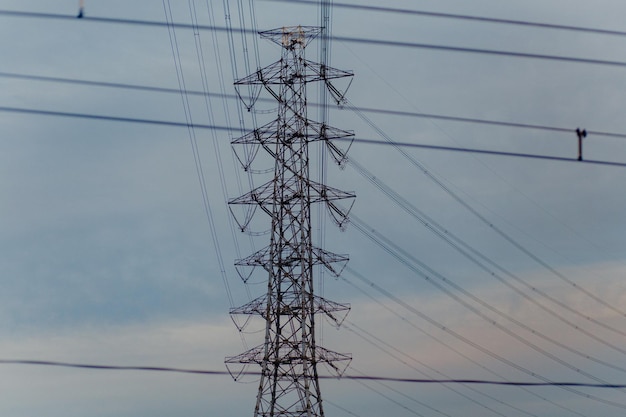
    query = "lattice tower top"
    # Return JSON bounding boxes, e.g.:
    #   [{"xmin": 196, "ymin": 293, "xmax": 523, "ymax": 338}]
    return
[{"xmin": 260, "ymin": 25, "xmax": 322, "ymax": 49}]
